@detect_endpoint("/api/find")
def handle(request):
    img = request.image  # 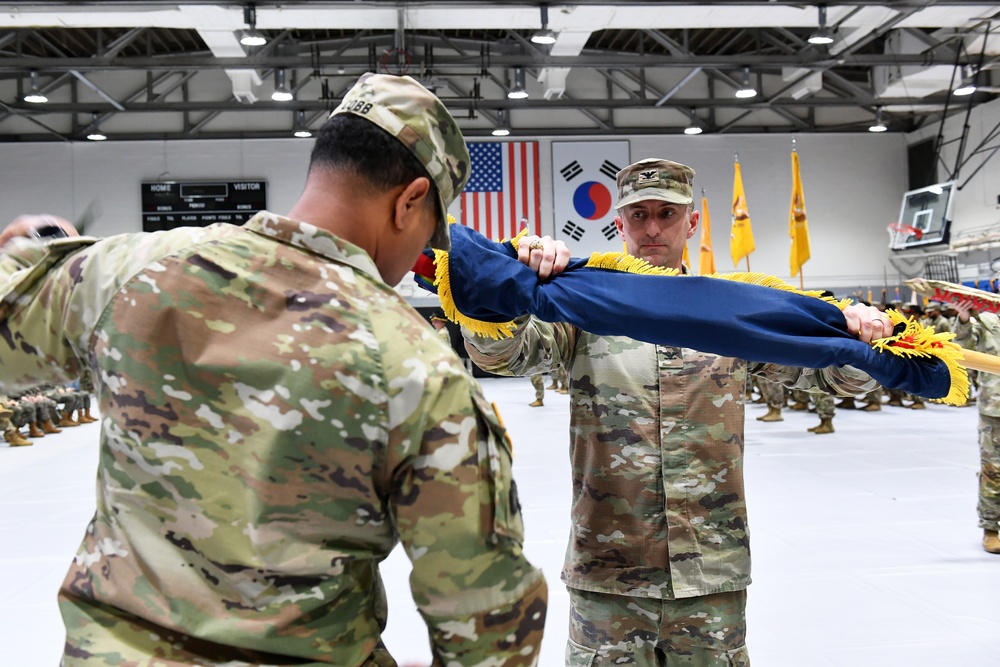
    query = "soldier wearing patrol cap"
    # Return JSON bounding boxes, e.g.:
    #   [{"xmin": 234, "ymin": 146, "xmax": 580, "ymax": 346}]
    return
[
  {"xmin": 465, "ymin": 155, "xmax": 884, "ymax": 666},
  {"xmin": 0, "ymin": 73, "xmax": 545, "ymax": 666}
]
